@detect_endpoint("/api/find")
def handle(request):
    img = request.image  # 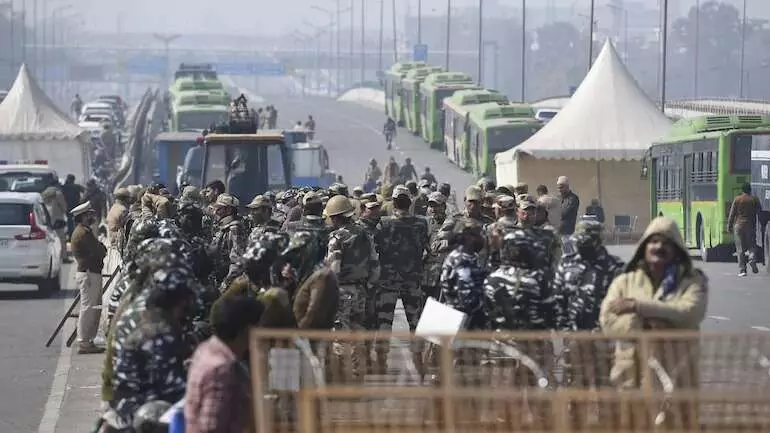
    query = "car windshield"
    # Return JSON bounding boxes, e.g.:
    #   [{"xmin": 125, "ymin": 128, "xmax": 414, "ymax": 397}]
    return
[
  {"xmin": 0, "ymin": 172, "xmax": 54, "ymax": 193},
  {"xmin": 204, "ymin": 140, "xmax": 288, "ymax": 202},
  {"xmin": 537, "ymin": 111, "xmax": 558, "ymax": 120},
  {"xmin": 83, "ymin": 115, "xmax": 110, "ymax": 123},
  {"xmin": 175, "ymin": 71, "xmax": 218, "ymax": 80},
  {"xmin": 178, "ymin": 111, "xmax": 228, "ymax": 130}
]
